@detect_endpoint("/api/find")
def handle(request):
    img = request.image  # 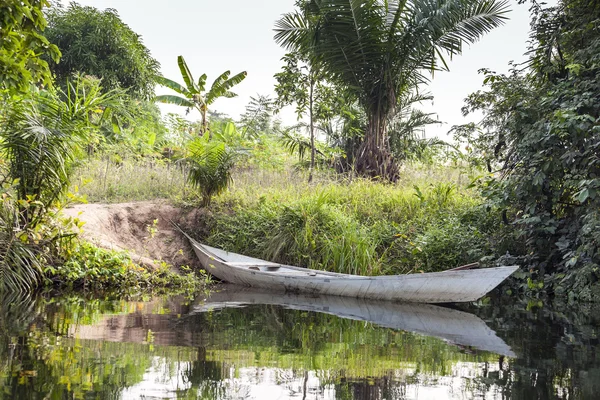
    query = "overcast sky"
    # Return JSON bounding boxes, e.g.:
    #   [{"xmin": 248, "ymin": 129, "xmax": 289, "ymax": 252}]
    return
[{"xmin": 59, "ymin": 0, "xmax": 535, "ymax": 138}]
